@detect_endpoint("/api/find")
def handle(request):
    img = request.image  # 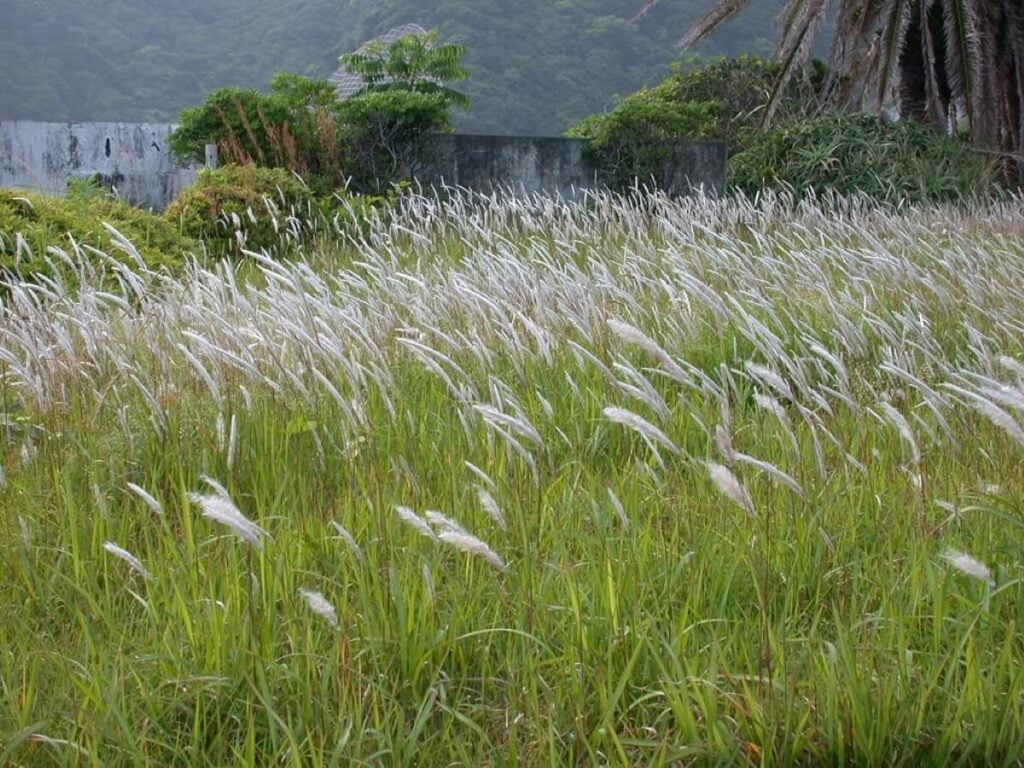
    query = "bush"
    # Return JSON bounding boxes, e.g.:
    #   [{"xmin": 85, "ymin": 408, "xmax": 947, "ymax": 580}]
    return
[
  {"xmin": 168, "ymin": 74, "xmax": 345, "ymax": 193},
  {"xmin": 0, "ymin": 182, "xmax": 195, "ymax": 282},
  {"xmin": 567, "ymin": 56, "xmax": 821, "ymax": 192},
  {"xmin": 567, "ymin": 81, "xmax": 718, "ymax": 191},
  {"xmin": 163, "ymin": 164, "xmax": 320, "ymax": 255},
  {"xmin": 729, "ymin": 113, "xmax": 996, "ymax": 202},
  {"xmin": 163, "ymin": 164, "xmax": 395, "ymax": 256},
  {"xmin": 671, "ymin": 55, "xmax": 823, "ymax": 153}
]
